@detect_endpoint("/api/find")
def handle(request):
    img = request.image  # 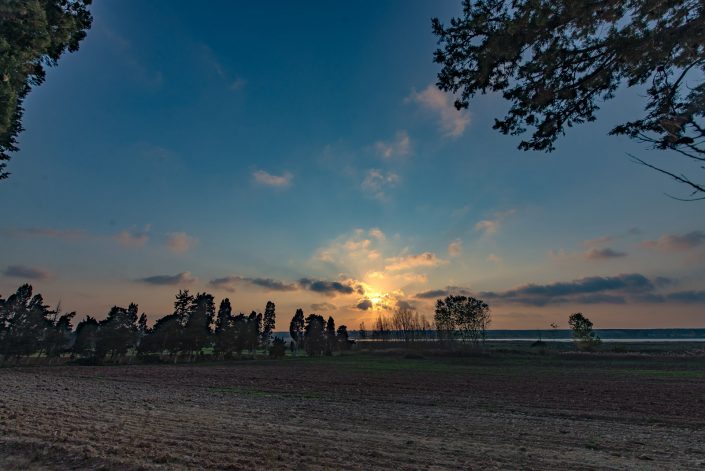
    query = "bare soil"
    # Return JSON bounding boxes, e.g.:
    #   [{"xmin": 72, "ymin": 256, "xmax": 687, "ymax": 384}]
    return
[{"xmin": 1, "ymin": 352, "xmax": 705, "ymax": 470}]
